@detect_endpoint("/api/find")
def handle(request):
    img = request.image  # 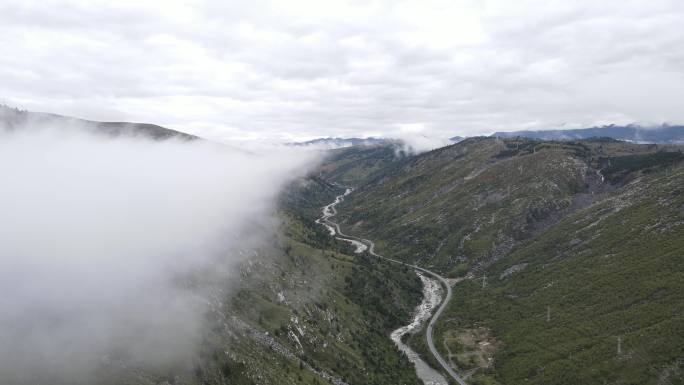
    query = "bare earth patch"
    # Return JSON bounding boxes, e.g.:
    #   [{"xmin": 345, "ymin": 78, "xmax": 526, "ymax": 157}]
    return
[{"xmin": 442, "ymin": 327, "xmax": 500, "ymax": 378}]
